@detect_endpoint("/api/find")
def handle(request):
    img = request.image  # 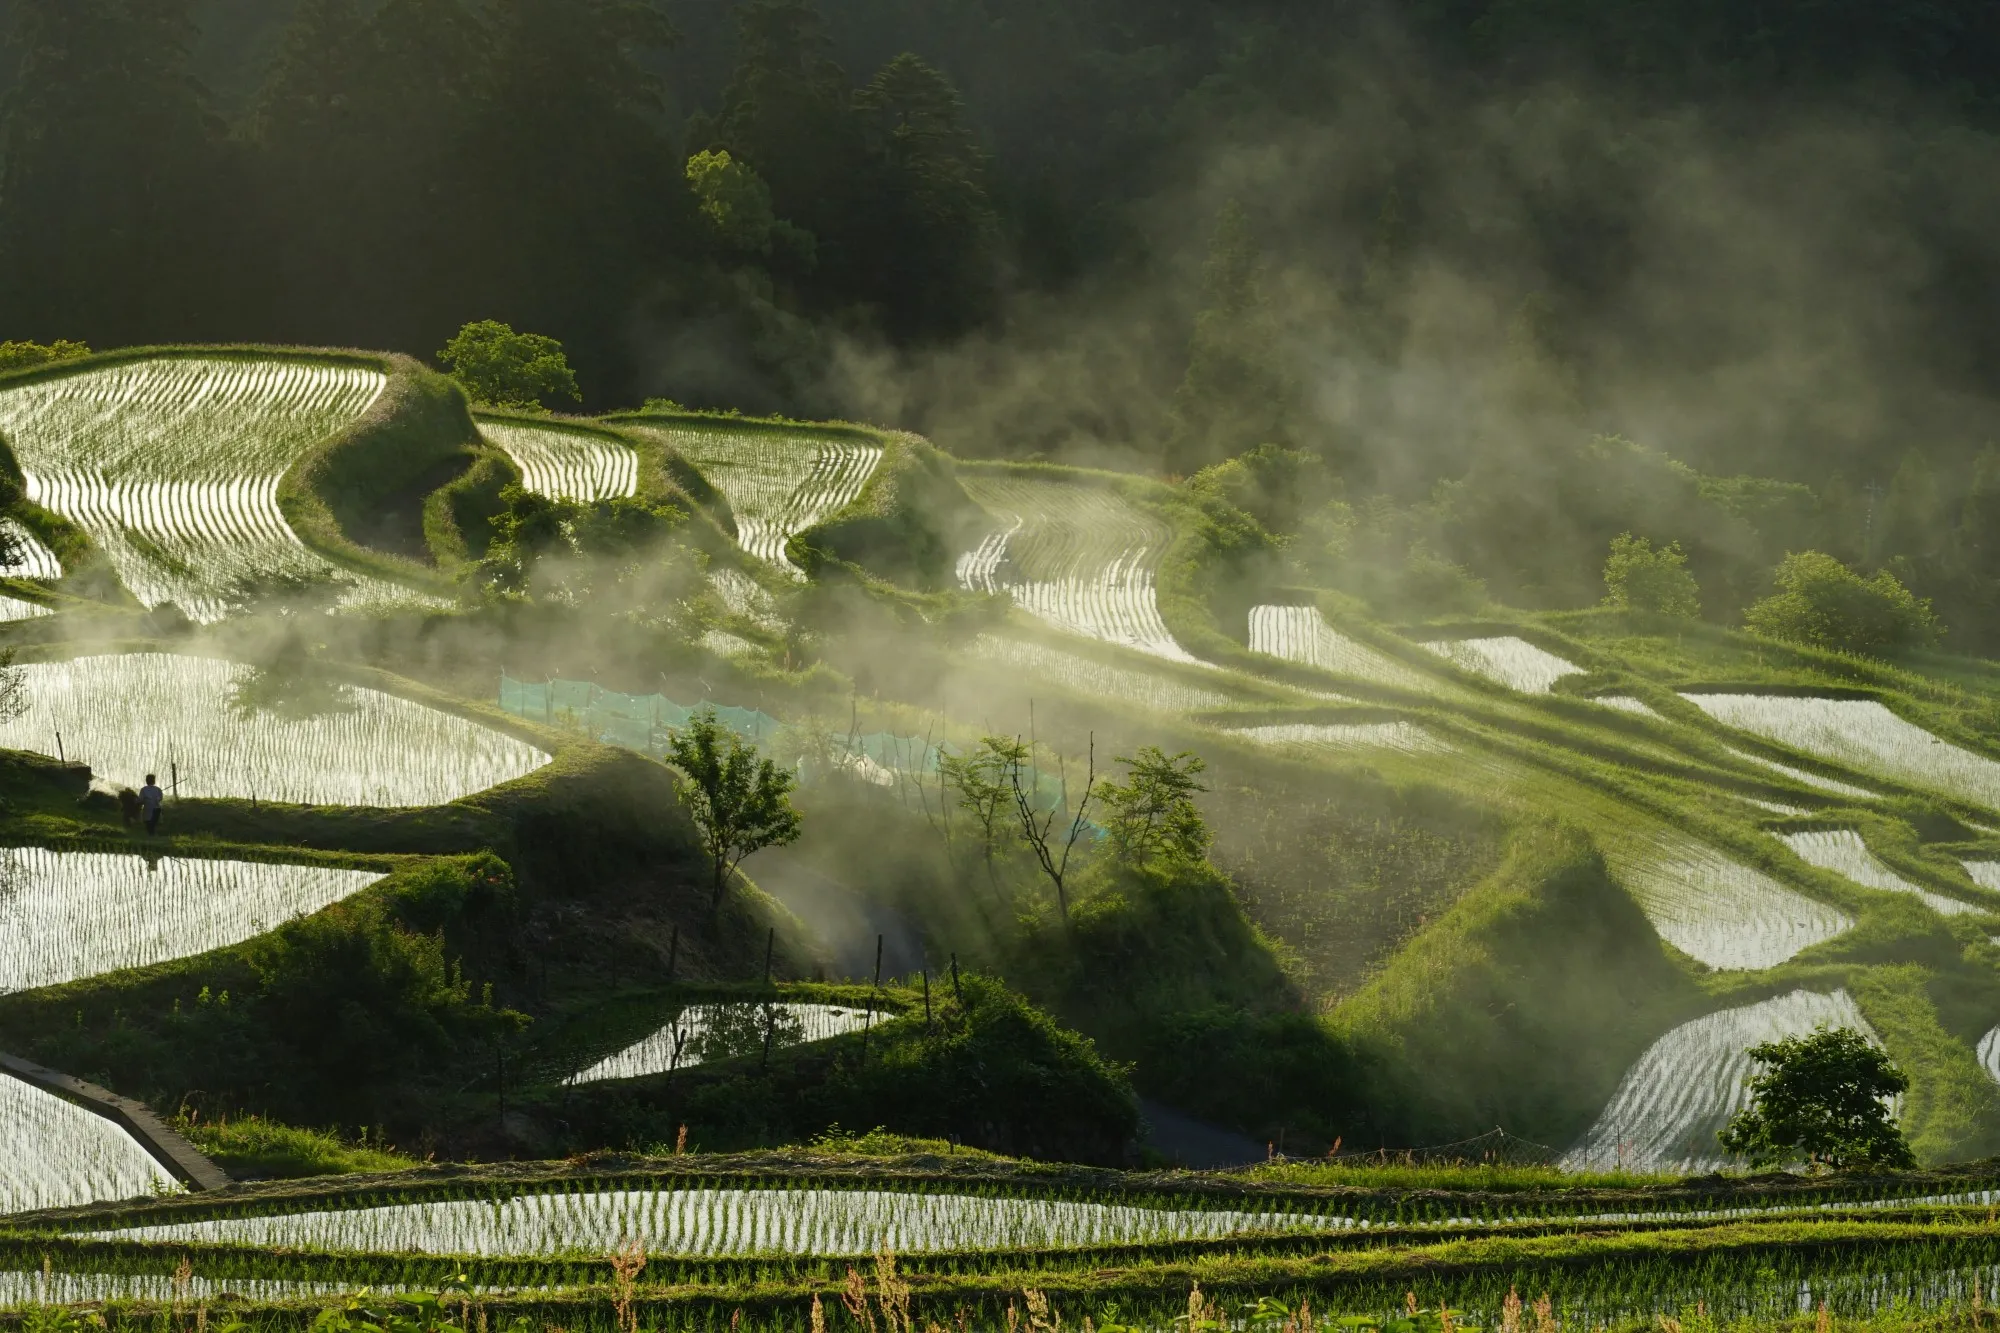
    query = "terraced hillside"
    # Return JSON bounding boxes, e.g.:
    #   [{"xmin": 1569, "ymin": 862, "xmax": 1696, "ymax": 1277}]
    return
[
  {"xmin": 625, "ymin": 421, "xmax": 881, "ymax": 574},
  {"xmin": 12, "ymin": 340, "xmax": 2000, "ymax": 1331},
  {"xmin": 0, "ymin": 355, "xmax": 419, "ymax": 620},
  {"xmin": 14, "ymin": 1154, "xmax": 2000, "ymax": 1329},
  {"xmin": 956, "ymin": 470, "xmax": 1194, "ymax": 661}
]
